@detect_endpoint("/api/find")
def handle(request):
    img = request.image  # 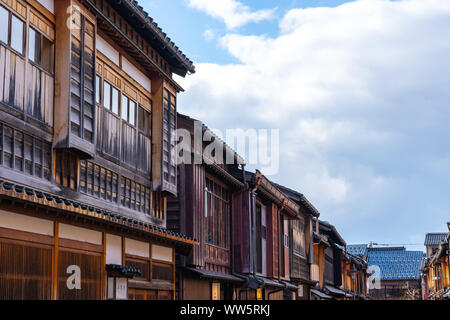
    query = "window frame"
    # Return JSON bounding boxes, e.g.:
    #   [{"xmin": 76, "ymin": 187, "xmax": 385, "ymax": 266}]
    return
[
  {"xmin": 0, "ymin": 6, "xmax": 25, "ymax": 57},
  {"xmin": 293, "ymin": 218, "xmax": 306, "ymax": 258},
  {"xmin": 125, "ymin": 255, "xmax": 150, "ymax": 282},
  {"xmin": 205, "ymin": 176, "xmax": 231, "ymax": 249},
  {"xmin": 102, "ymin": 80, "xmax": 120, "ymax": 117},
  {"xmin": 121, "ymin": 94, "xmax": 137, "ymax": 127},
  {"xmin": 28, "ymin": 25, "xmax": 54, "ymax": 74},
  {"xmin": 0, "ymin": 5, "xmax": 9, "ymax": 45},
  {"xmin": 151, "ymin": 260, "xmax": 173, "ymax": 282},
  {"xmin": 96, "ymin": 58, "xmax": 153, "ymax": 172},
  {"xmin": 256, "ymin": 203, "xmax": 262, "ymax": 274}
]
